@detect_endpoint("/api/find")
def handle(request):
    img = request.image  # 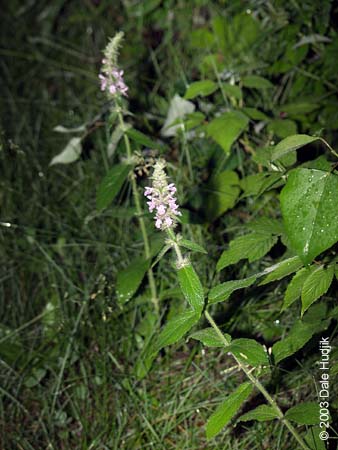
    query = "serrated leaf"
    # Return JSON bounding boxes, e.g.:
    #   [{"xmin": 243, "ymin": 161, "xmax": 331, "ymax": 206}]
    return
[
  {"xmin": 228, "ymin": 338, "xmax": 269, "ymax": 366},
  {"xmin": 179, "ymin": 239, "xmax": 207, "ymax": 254},
  {"xmin": 49, "ymin": 137, "xmax": 82, "ymax": 166},
  {"xmin": 126, "ymin": 128, "xmax": 158, "ymax": 149},
  {"xmin": 280, "ymin": 168, "xmax": 338, "ymax": 264},
  {"xmin": 178, "ymin": 264, "xmax": 204, "ymax": 314},
  {"xmin": 238, "ymin": 405, "xmax": 279, "ymax": 422},
  {"xmin": 285, "ymin": 402, "xmax": 319, "ymax": 425},
  {"xmin": 282, "ymin": 266, "xmax": 317, "ymax": 311},
  {"xmin": 272, "ymin": 306, "xmax": 330, "ymax": 364},
  {"xmin": 206, "ymin": 111, "xmax": 249, "ymax": 154},
  {"xmin": 246, "ymin": 217, "xmax": 284, "ymax": 236},
  {"xmin": 206, "ymin": 382, "xmax": 253, "ymax": 439},
  {"xmin": 208, "ymin": 275, "xmax": 257, "ymax": 304},
  {"xmin": 301, "ymin": 265, "xmax": 334, "ymax": 315},
  {"xmin": 116, "ymin": 258, "xmax": 150, "ymax": 304},
  {"xmin": 156, "ymin": 310, "xmax": 200, "ymax": 351},
  {"xmin": 184, "ymin": 80, "xmax": 218, "ymax": 99},
  {"xmin": 96, "ymin": 164, "xmax": 131, "ymax": 210},
  {"xmin": 204, "ymin": 170, "xmax": 240, "ymax": 221},
  {"xmin": 259, "ymin": 256, "xmax": 303, "ymax": 285},
  {"xmin": 242, "ymin": 75, "xmax": 273, "ymax": 89},
  {"xmin": 217, "ymin": 233, "xmax": 278, "ymax": 271},
  {"xmin": 270, "ymin": 134, "xmax": 318, "ymax": 161},
  {"xmin": 189, "ymin": 328, "xmax": 230, "ymax": 347}
]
